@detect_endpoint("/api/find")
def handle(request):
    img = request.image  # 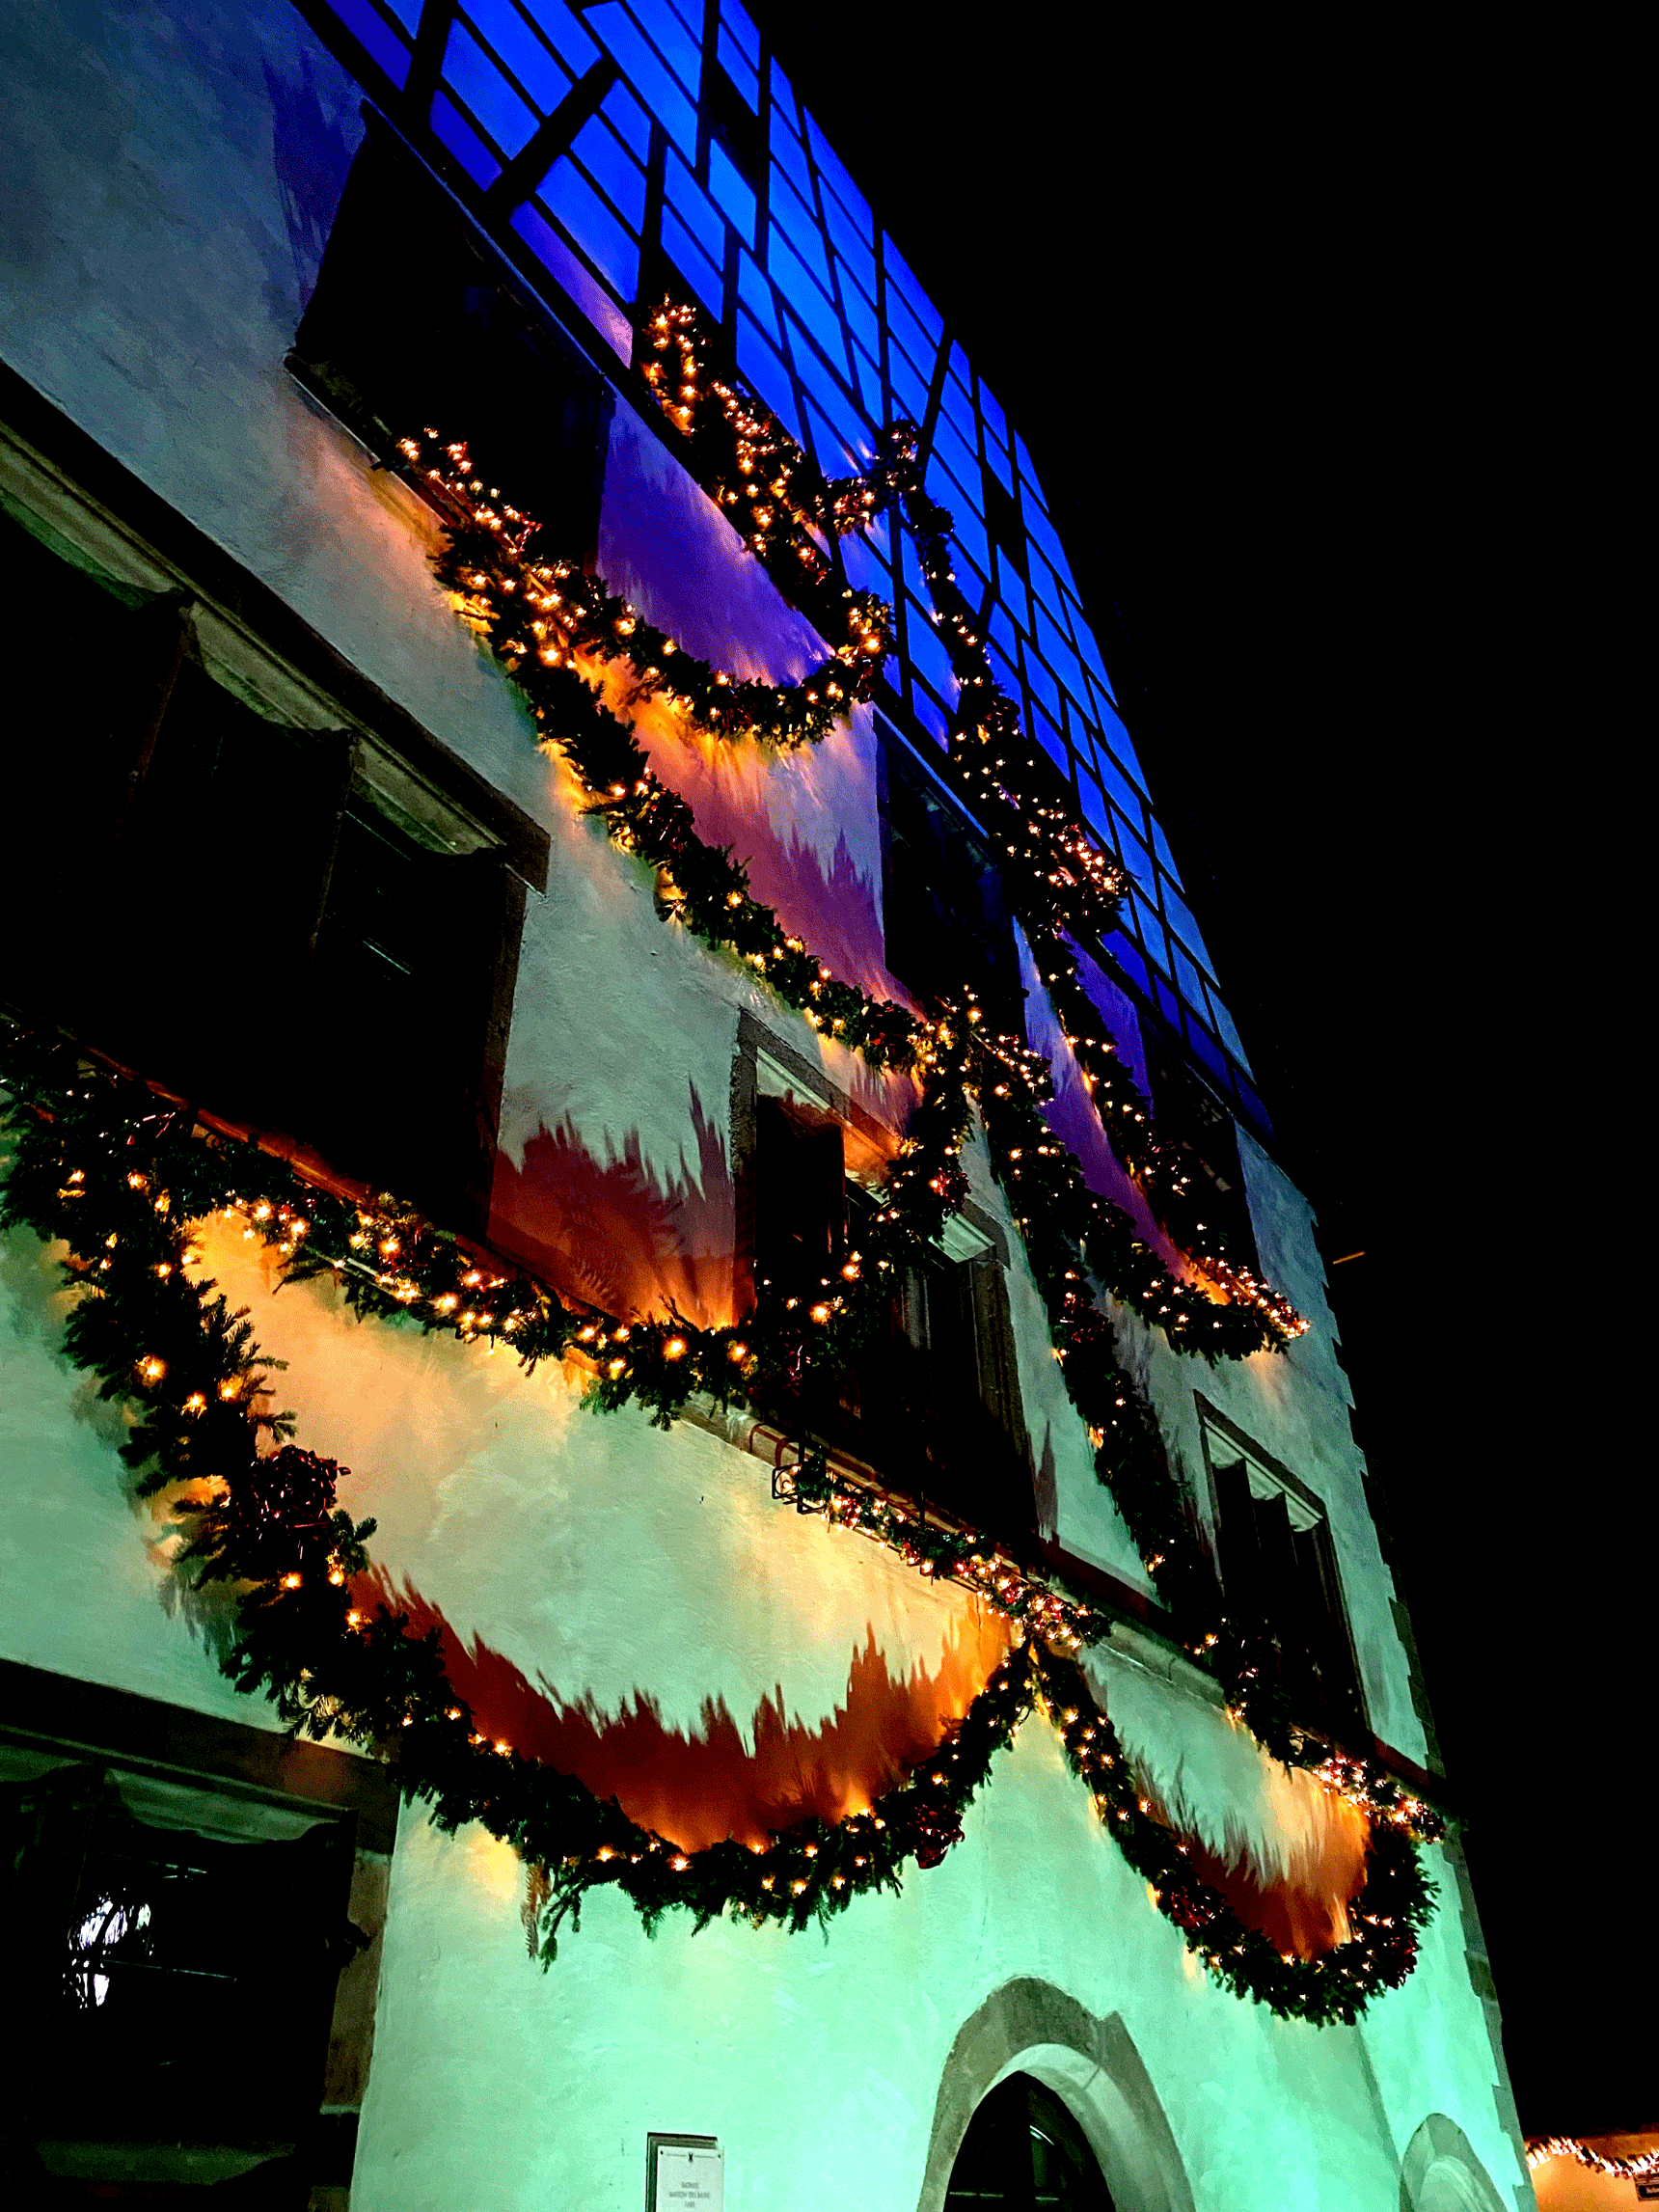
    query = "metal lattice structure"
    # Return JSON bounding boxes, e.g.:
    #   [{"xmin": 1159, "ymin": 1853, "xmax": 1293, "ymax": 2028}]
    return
[{"xmin": 301, "ymin": 0, "xmax": 1269, "ymax": 1132}]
